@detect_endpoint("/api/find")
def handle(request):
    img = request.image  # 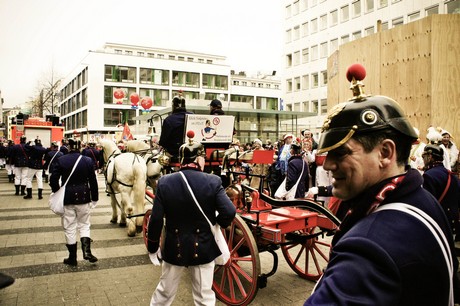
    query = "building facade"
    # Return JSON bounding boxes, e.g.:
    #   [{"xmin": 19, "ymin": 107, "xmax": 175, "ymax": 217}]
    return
[
  {"xmin": 57, "ymin": 43, "xmax": 282, "ymax": 140},
  {"xmin": 282, "ymin": 0, "xmax": 459, "ymax": 133}
]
